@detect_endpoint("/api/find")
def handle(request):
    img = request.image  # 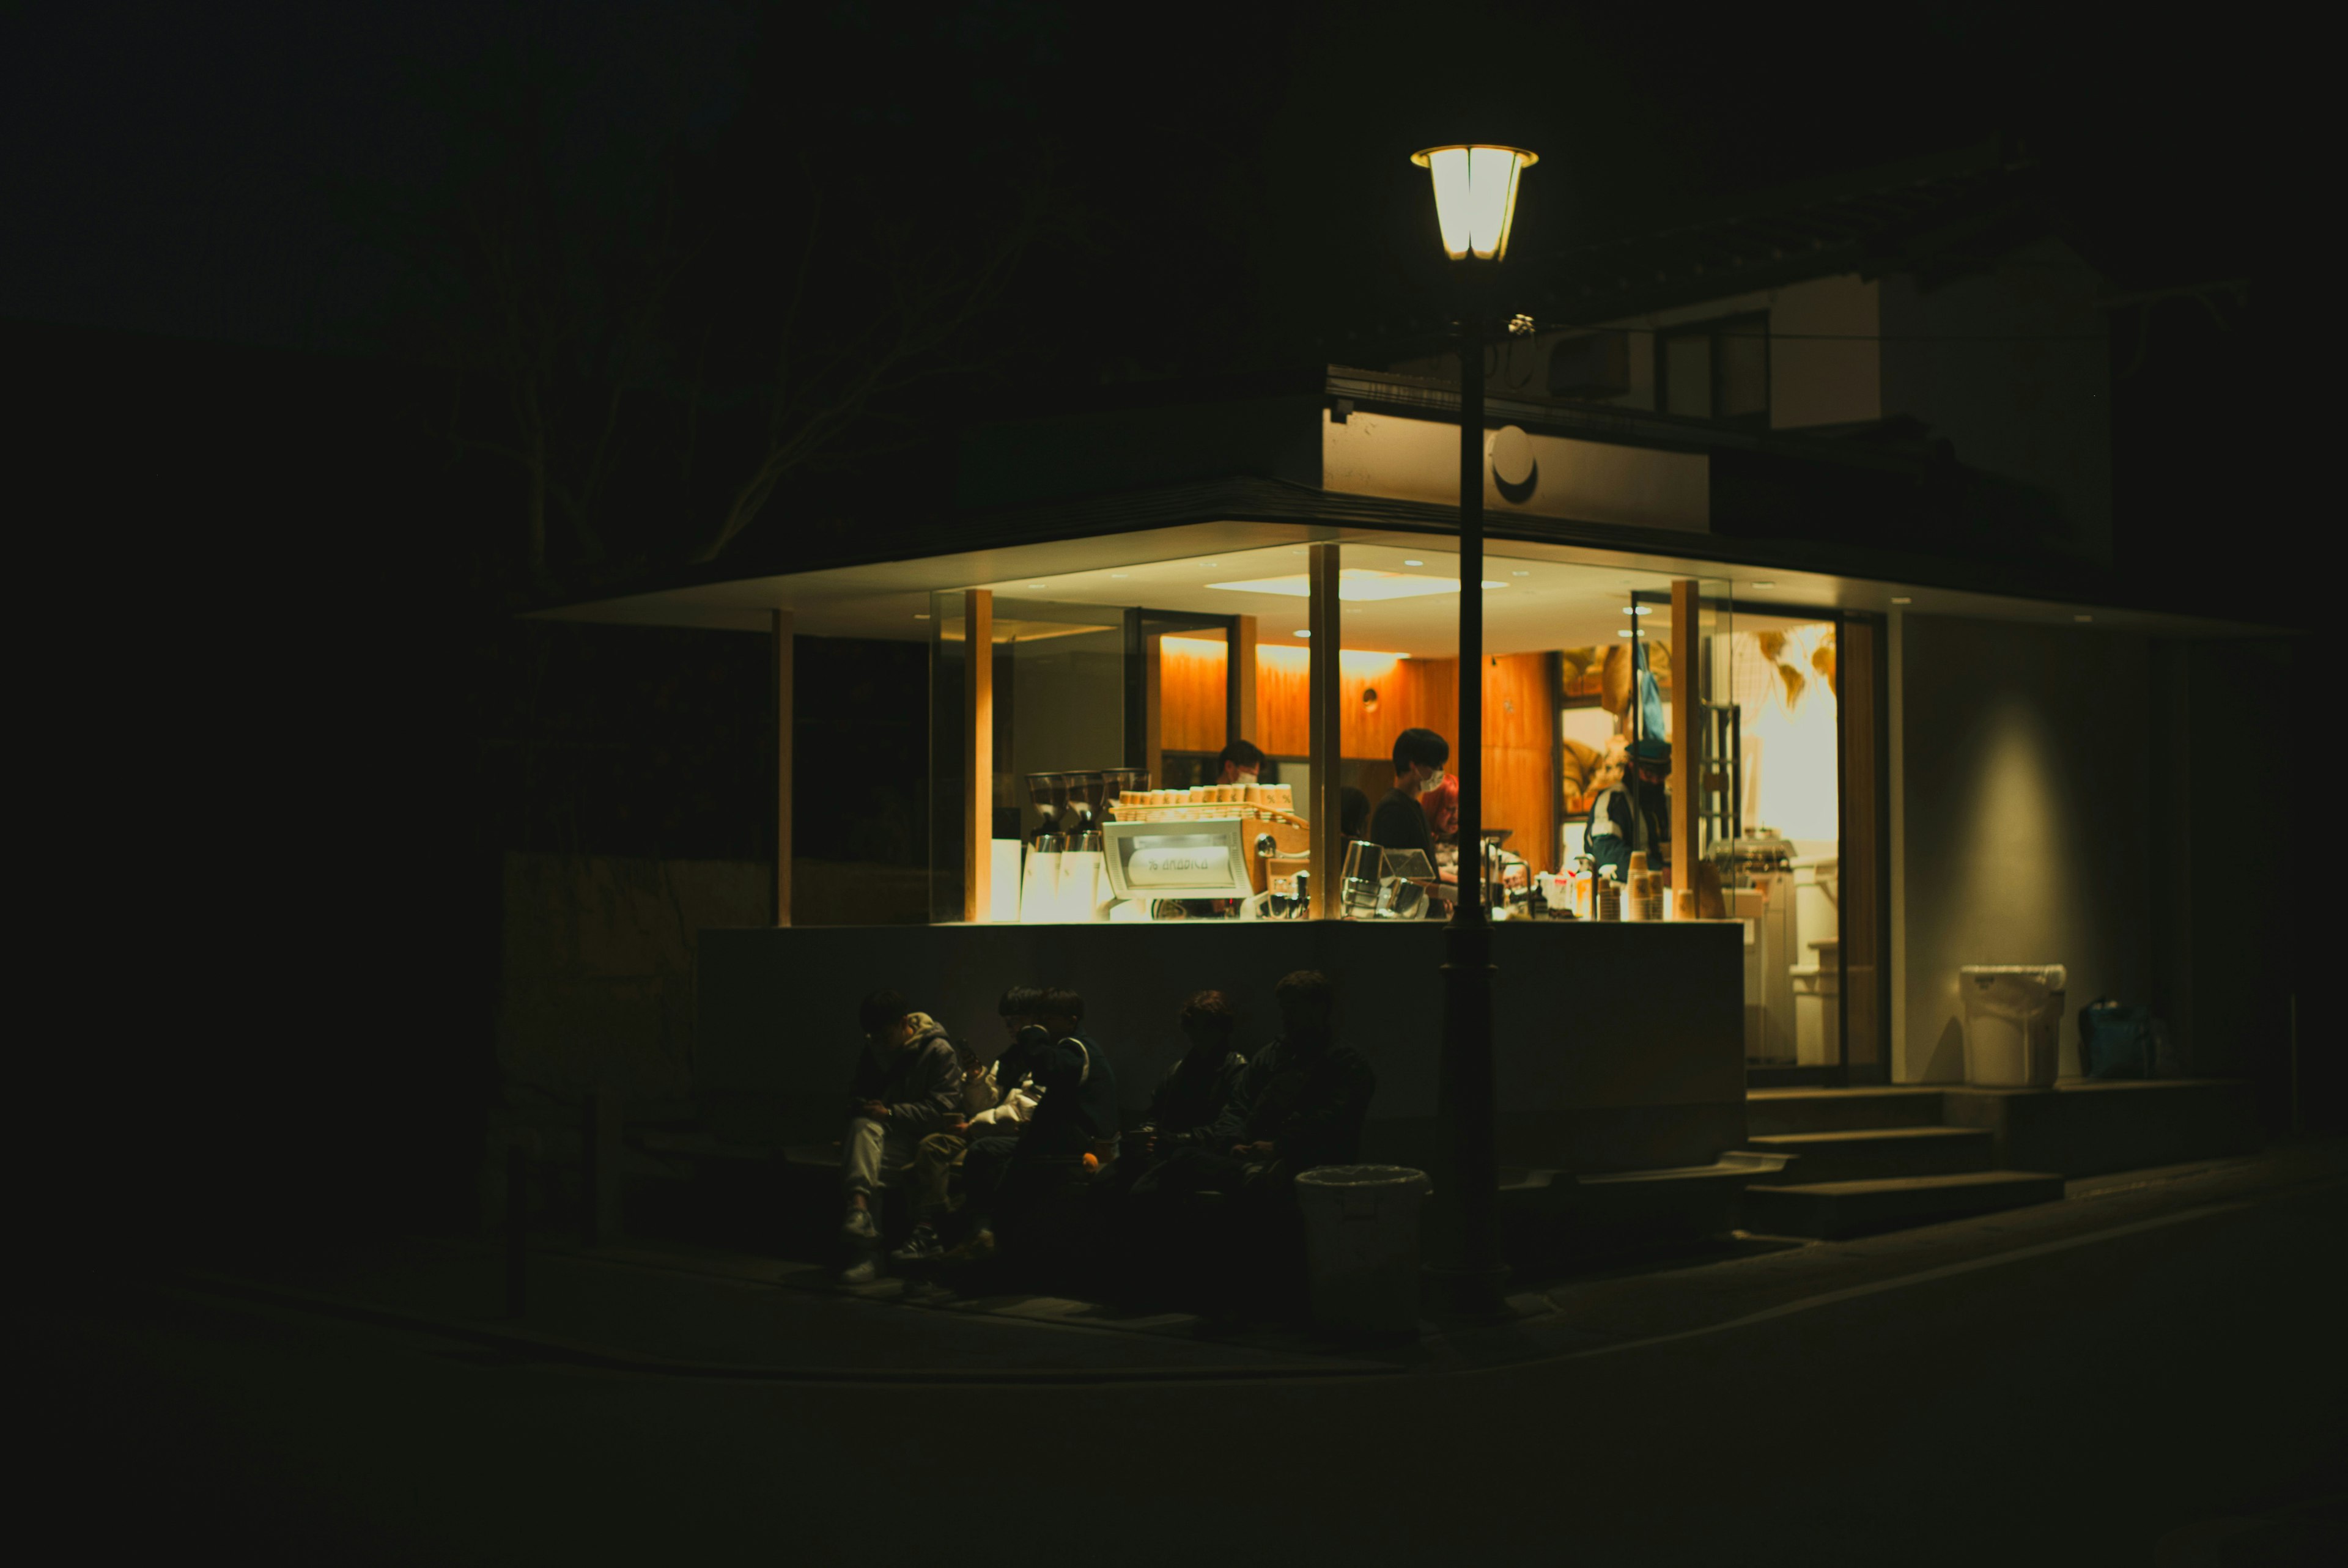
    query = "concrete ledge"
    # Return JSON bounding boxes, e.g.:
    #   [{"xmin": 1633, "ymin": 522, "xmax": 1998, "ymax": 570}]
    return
[
  {"xmin": 1741, "ymin": 1170, "xmax": 2066, "ymax": 1240},
  {"xmin": 1941, "ymin": 1079, "xmax": 2259, "ymax": 1177},
  {"xmin": 1502, "ymin": 1158, "xmax": 1762, "ymax": 1274}
]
